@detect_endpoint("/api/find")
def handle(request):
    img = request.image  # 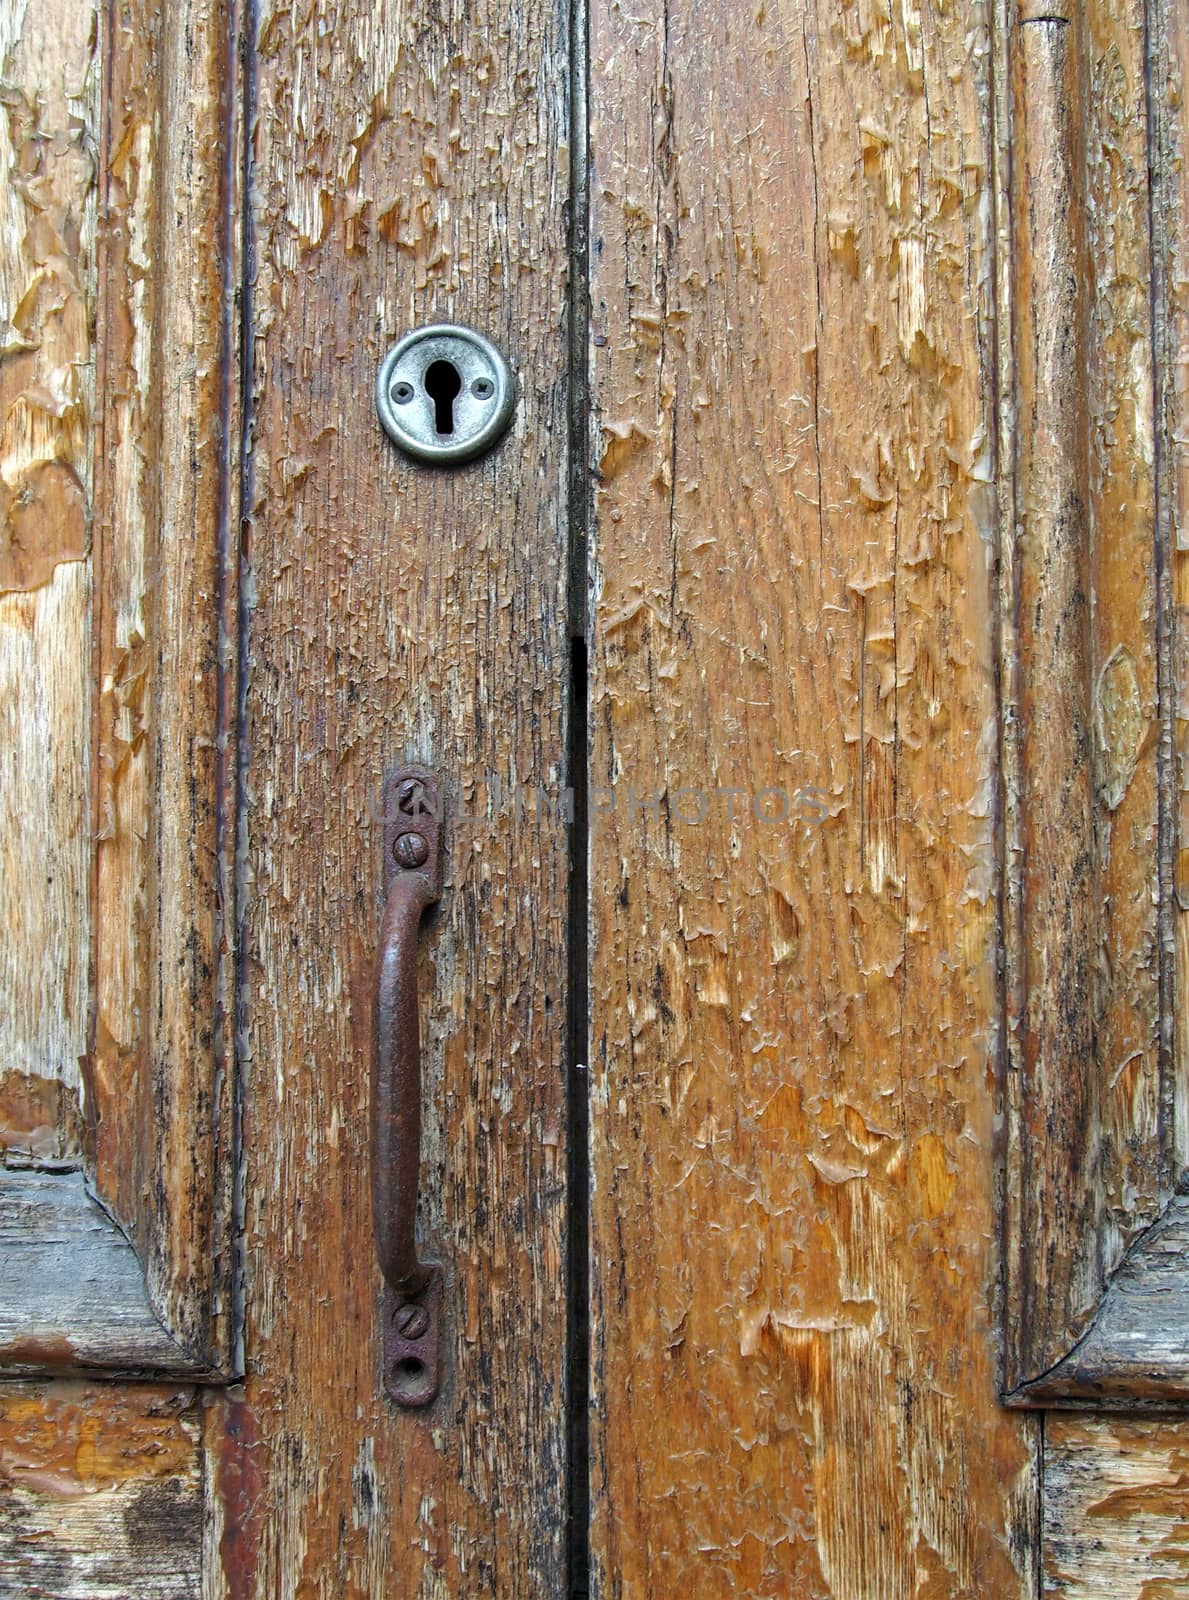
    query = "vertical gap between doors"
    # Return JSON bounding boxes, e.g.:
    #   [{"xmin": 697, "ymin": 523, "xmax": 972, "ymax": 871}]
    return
[
  {"xmin": 566, "ymin": 638, "xmax": 590, "ymax": 1599},
  {"xmin": 565, "ymin": 0, "xmax": 592, "ymax": 1586}
]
